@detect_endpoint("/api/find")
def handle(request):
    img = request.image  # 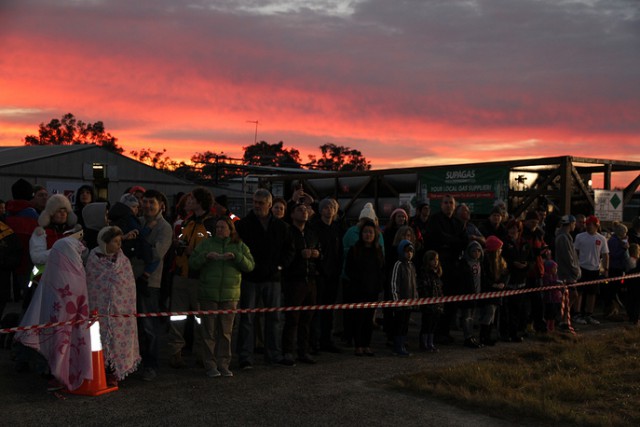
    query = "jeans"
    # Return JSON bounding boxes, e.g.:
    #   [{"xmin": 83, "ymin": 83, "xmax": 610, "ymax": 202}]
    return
[
  {"xmin": 137, "ymin": 288, "xmax": 162, "ymax": 369},
  {"xmin": 237, "ymin": 280, "xmax": 283, "ymax": 364},
  {"xmin": 282, "ymin": 279, "xmax": 316, "ymax": 357}
]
